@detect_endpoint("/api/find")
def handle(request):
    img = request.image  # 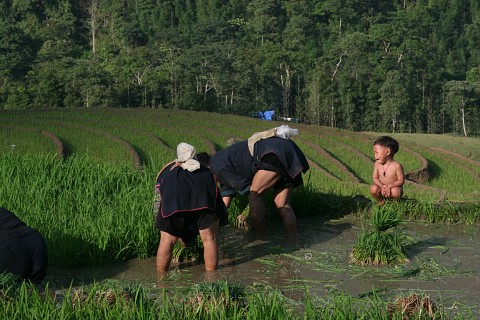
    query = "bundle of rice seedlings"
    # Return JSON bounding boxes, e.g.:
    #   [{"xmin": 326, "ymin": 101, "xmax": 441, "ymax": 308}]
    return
[
  {"xmin": 0, "ymin": 290, "xmax": 14, "ymax": 305},
  {"xmin": 71, "ymin": 289, "xmax": 89, "ymax": 308},
  {"xmin": 172, "ymin": 237, "xmax": 203, "ymax": 262},
  {"xmin": 64, "ymin": 287, "xmax": 131, "ymax": 308},
  {"xmin": 351, "ymin": 229, "xmax": 408, "ymax": 265},
  {"xmin": 370, "ymin": 206, "xmax": 403, "ymax": 231},
  {"xmin": 235, "ymin": 205, "xmax": 251, "ymax": 231},
  {"xmin": 387, "ymin": 293, "xmax": 438, "ymax": 319},
  {"xmin": 97, "ymin": 288, "xmax": 130, "ymax": 305},
  {"xmin": 351, "ymin": 205, "xmax": 408, "ymax": 265}
]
